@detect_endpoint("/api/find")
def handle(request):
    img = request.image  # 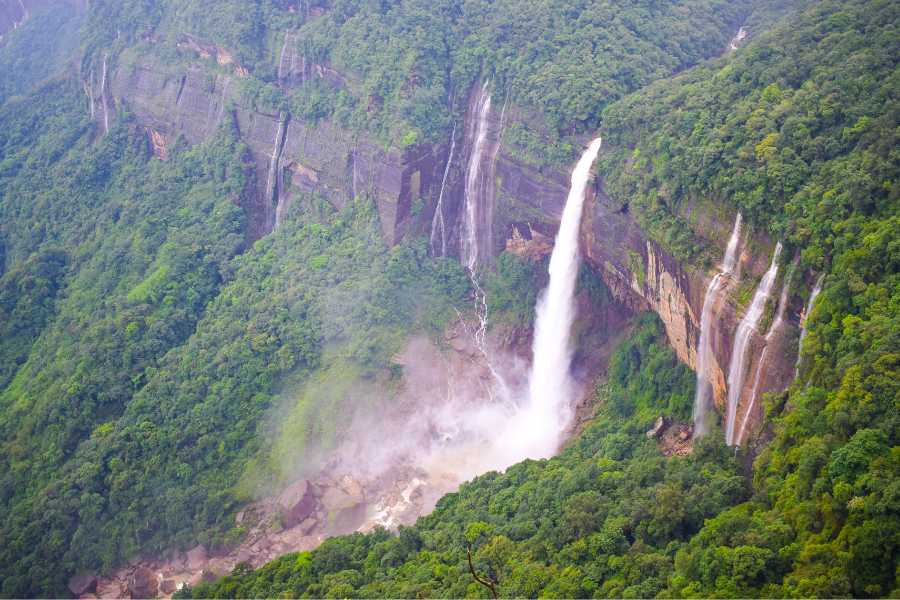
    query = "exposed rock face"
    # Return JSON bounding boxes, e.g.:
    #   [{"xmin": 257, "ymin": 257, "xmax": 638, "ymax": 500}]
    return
[
  {"xmin": 278, "ymin": 479, "xmax": 316, "ymax": 528},
  {"xmin": 579, "ymin": 176, "xmax": 804, "ymax": 441},
  {"xmin": 108, "ymin": 51, "xmax": 802, "ymax": 444},
  {"xmin": 68, "ymin": 572, "xmax": 99, "ymax": 597},
  {"xmin": 111, "ymin": 58, "xmax": 446, "ymax": 245},
  {"xmin": 185, "ymin": 545, "xmax": 208, "ymax": 572},
  {"xmin": 127, "ymin": 566, "xmax": 157, "ymax": 599}
]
